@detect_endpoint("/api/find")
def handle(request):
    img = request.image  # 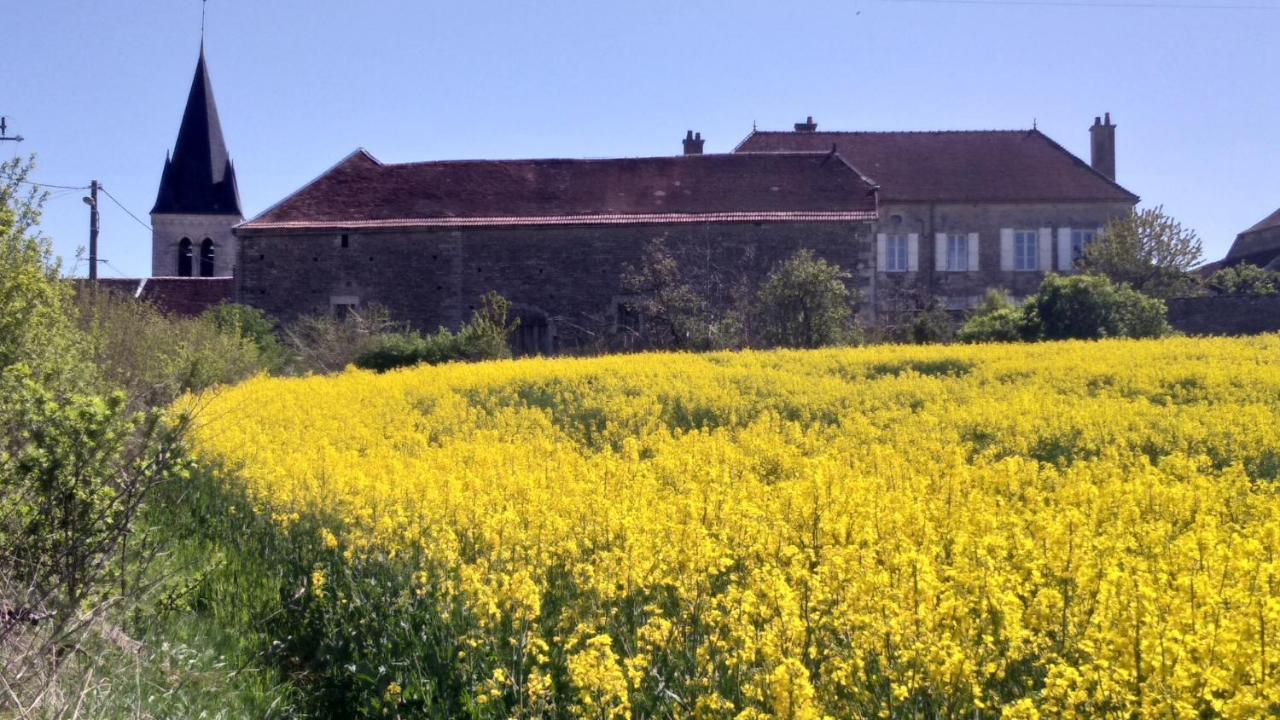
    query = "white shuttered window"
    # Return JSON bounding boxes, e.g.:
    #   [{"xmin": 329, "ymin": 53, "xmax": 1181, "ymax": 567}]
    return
[
  {"xmin": 945, "ymin": 234, "xmax": 970, "ymax": 271},
  {"xmin": 883, "ymin": 233, "xmax": 912, "ymax": 272},
  {"xmin": 1013, "ymin": 230, "xmax": 1039, "ymax": 271}
]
